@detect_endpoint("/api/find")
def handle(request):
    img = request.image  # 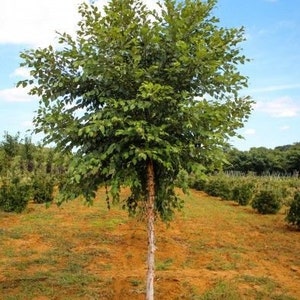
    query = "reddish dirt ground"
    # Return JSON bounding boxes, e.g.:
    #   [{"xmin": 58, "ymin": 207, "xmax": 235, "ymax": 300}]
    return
[{"xmin": 0, "ymin": 189, "xmax": 300, "ymax": 299}]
